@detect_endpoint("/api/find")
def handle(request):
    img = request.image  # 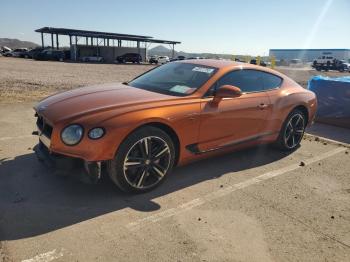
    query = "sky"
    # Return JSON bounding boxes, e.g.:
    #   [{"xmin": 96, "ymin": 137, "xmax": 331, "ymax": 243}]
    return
[{"xmin": 1, "ymin": 0, "xmax": 349, "ymax": 56}]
